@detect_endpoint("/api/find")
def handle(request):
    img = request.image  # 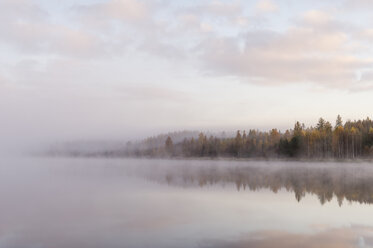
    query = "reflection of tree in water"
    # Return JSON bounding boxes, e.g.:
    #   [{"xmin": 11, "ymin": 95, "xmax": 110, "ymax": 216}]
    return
[{"xmin": 145, "ymin": 164, "xmax": 373, "ymax": 206}]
